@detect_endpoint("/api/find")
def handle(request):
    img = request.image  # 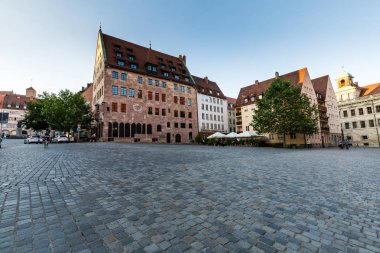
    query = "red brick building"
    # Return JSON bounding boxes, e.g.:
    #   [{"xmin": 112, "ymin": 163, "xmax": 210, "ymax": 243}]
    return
[{"xmin": 92, "ymin": 29, "xmax": 198, "ymax": 143}]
